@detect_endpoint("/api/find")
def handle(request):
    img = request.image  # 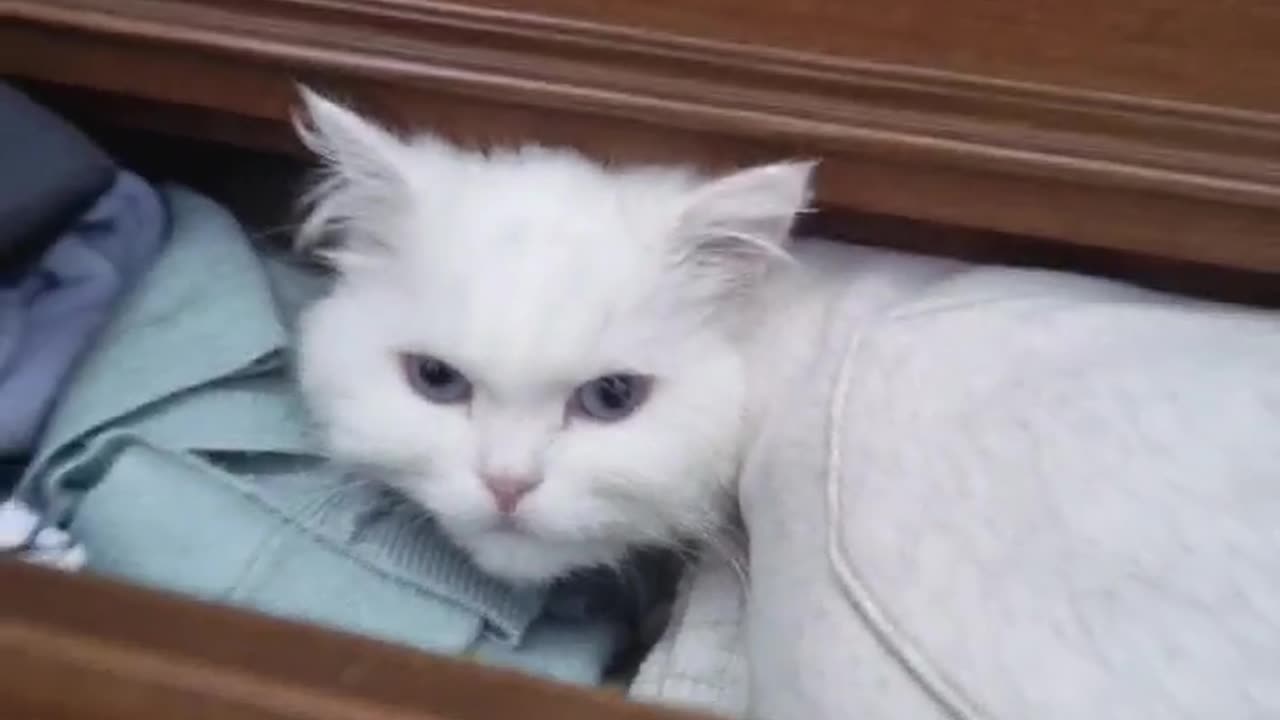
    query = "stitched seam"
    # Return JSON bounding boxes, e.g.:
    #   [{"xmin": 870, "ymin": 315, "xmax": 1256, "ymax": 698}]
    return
[{"xmin": 823, "ymin": 318, "xmax": 993, "ymax": 720}]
